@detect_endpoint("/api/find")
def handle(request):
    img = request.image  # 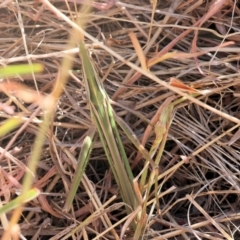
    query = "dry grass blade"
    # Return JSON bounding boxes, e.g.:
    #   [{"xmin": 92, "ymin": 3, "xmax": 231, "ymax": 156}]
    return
[
  {"xmin": 186, "ymin": 194, "xmax": 233, "ymax": 240},
  {"xmin": 129, "ymin": 32, "xmax": 147, "ymax": 71}
]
